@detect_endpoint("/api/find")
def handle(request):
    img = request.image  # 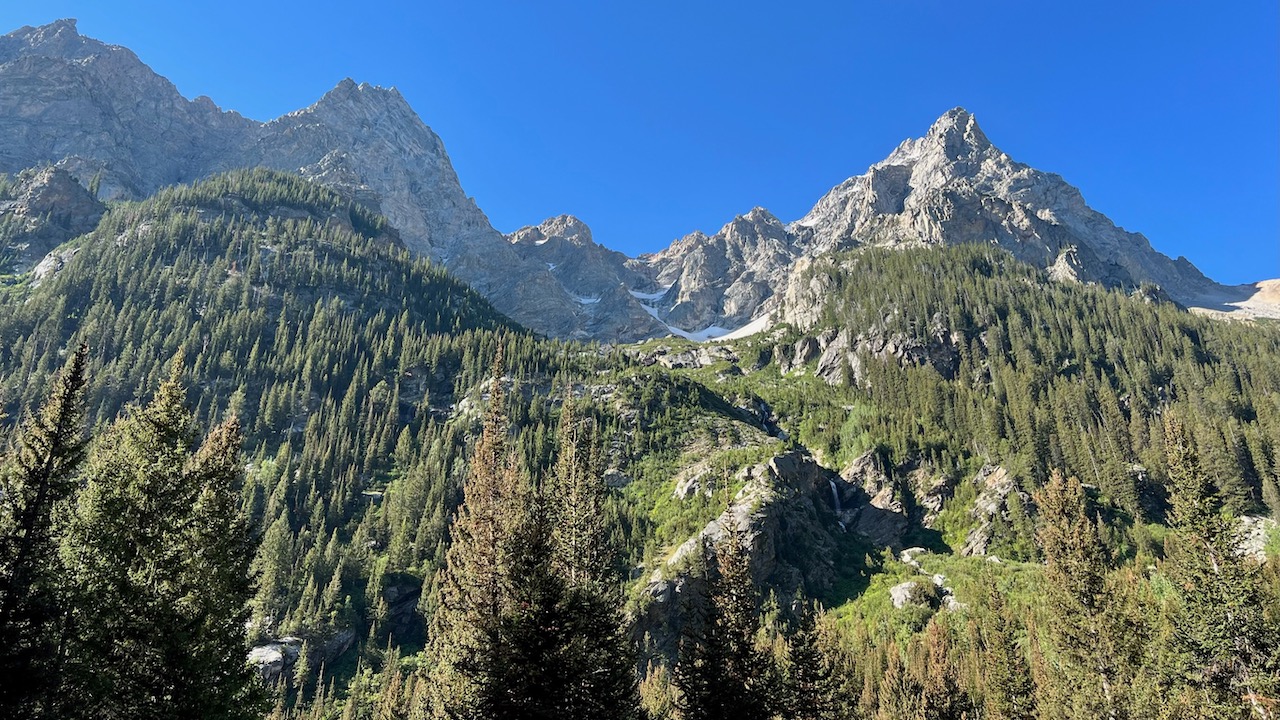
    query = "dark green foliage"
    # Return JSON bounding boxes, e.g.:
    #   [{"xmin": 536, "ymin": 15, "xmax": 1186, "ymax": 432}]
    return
[
  {"xmin": 673, "ymin": 529, "xmax": 776, "ymax": 720},
  {"xmin": 980, "ymin": 576, "xmax": 1036, "ymax": 720},
  {"xmin": 0, "ymin": 344, "xmax": 88, "ymax": 717},
  {"xmin": 1035, "ymin": 470, "xmax": 1130, "ymax": 719},
  {"xmin": 784, "ymin": 246, "xmax": 1280, "ymax": 518},
  {"xmin": 546, "ymin": 396, "xmax": 643, "ymax": 720},
  {"xmin": 1161, "ymin": 416, "xmax": 1280, "ymax": 717},
  {"xmin": 57, "ymin": 361, "xmax": 264, "ymax": 719},
  {"xmin": 781, "ymin": 601, "xmax": 840, "ymax": 720}
]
